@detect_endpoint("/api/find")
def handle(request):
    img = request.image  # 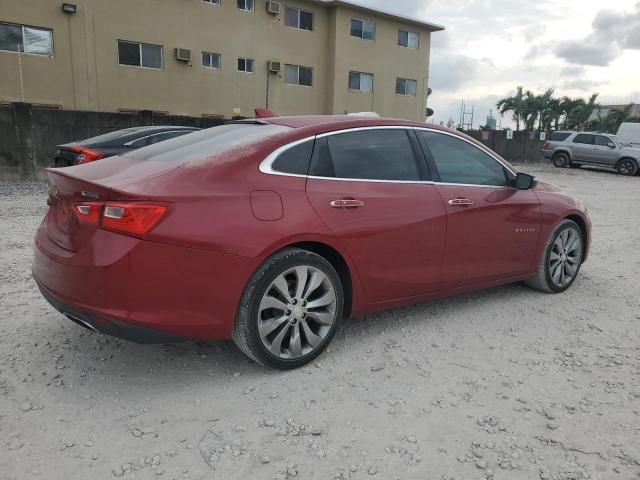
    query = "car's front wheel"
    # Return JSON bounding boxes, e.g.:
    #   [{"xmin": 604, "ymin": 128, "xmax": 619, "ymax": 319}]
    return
[
  {"xmin": 616, "ymin": 158, "xmax": 638, "ymax": 176},
  {"xmin": 233, "ymin": 248, "xmax": 344, "ymax": 369},
  {"xmin": 526, "ymin": 219, "xmax": 584, "ymax": 293}
]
